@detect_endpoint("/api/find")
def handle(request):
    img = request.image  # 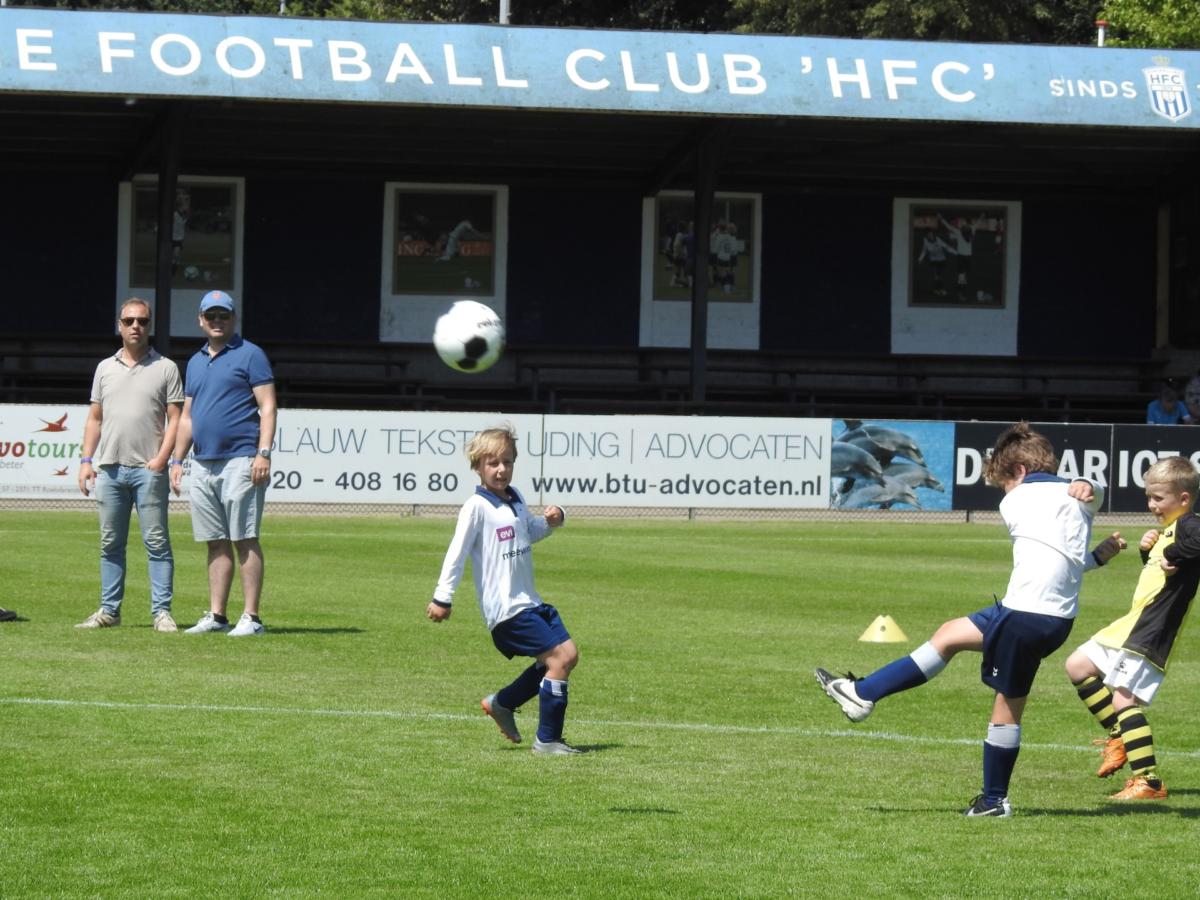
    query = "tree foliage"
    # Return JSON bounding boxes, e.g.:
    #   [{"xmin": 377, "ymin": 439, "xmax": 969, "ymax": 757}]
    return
[
  {"xmin": 729, "ymin": 0, "xmax": 1097, "ymax": 45},
  {"xmin": 17, "ymin": 0, "xmax": 1200, "ymax": 48},
  {"xmin": 1100, "ymin": 0, "xmax": 1200, "ymax": 48}
]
